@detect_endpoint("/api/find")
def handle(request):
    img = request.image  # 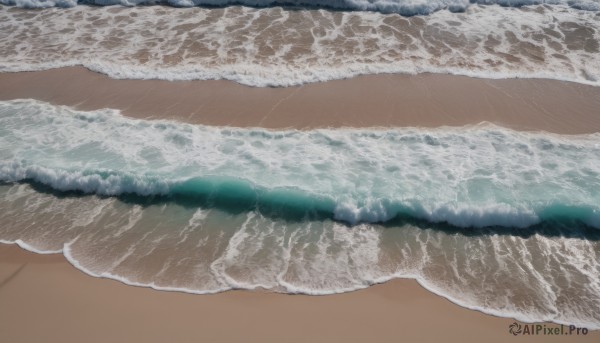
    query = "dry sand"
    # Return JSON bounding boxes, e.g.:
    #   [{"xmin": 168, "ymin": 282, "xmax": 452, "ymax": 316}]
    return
[
  {"xmin": 1, "ymin": 244, "xmax": 597, "ymax": 343},
  {"xmin": 1, "ymin": 67, "xmax": 600, "ymax": 133}
]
